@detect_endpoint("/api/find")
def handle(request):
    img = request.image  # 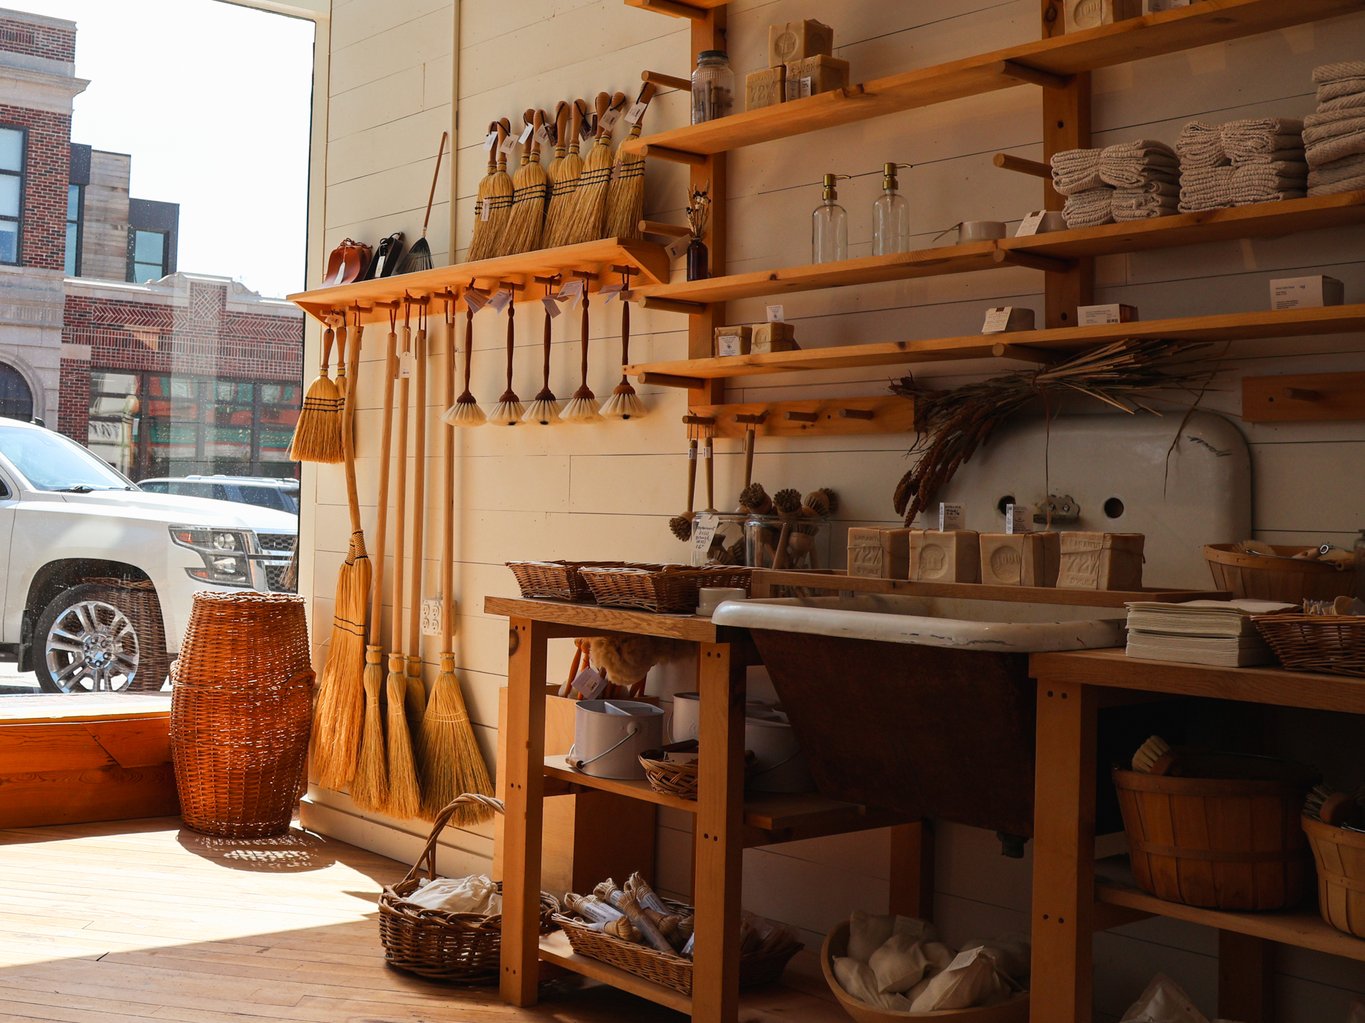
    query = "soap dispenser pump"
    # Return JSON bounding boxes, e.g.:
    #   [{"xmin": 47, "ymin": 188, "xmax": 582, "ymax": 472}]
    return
[
  {"xmin": 812, "ymin": 173, "xmax": 848, "ymax": 264},
  {"xmin": 872, "ymin": 162, "xmax": 911, "ymax": 255}
]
